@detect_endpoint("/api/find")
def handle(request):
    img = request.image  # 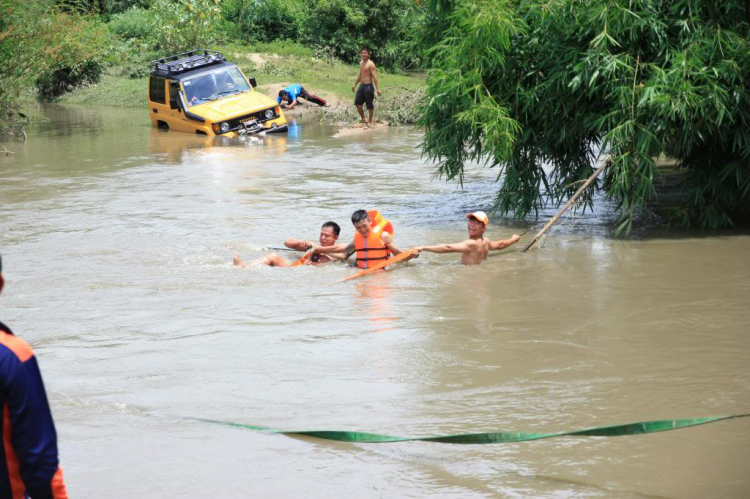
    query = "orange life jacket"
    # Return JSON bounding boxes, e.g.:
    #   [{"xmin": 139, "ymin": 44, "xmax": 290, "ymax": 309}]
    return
[{"xmin": 354, "ymin": 210, "xmax": 394, "ymax": 269}]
